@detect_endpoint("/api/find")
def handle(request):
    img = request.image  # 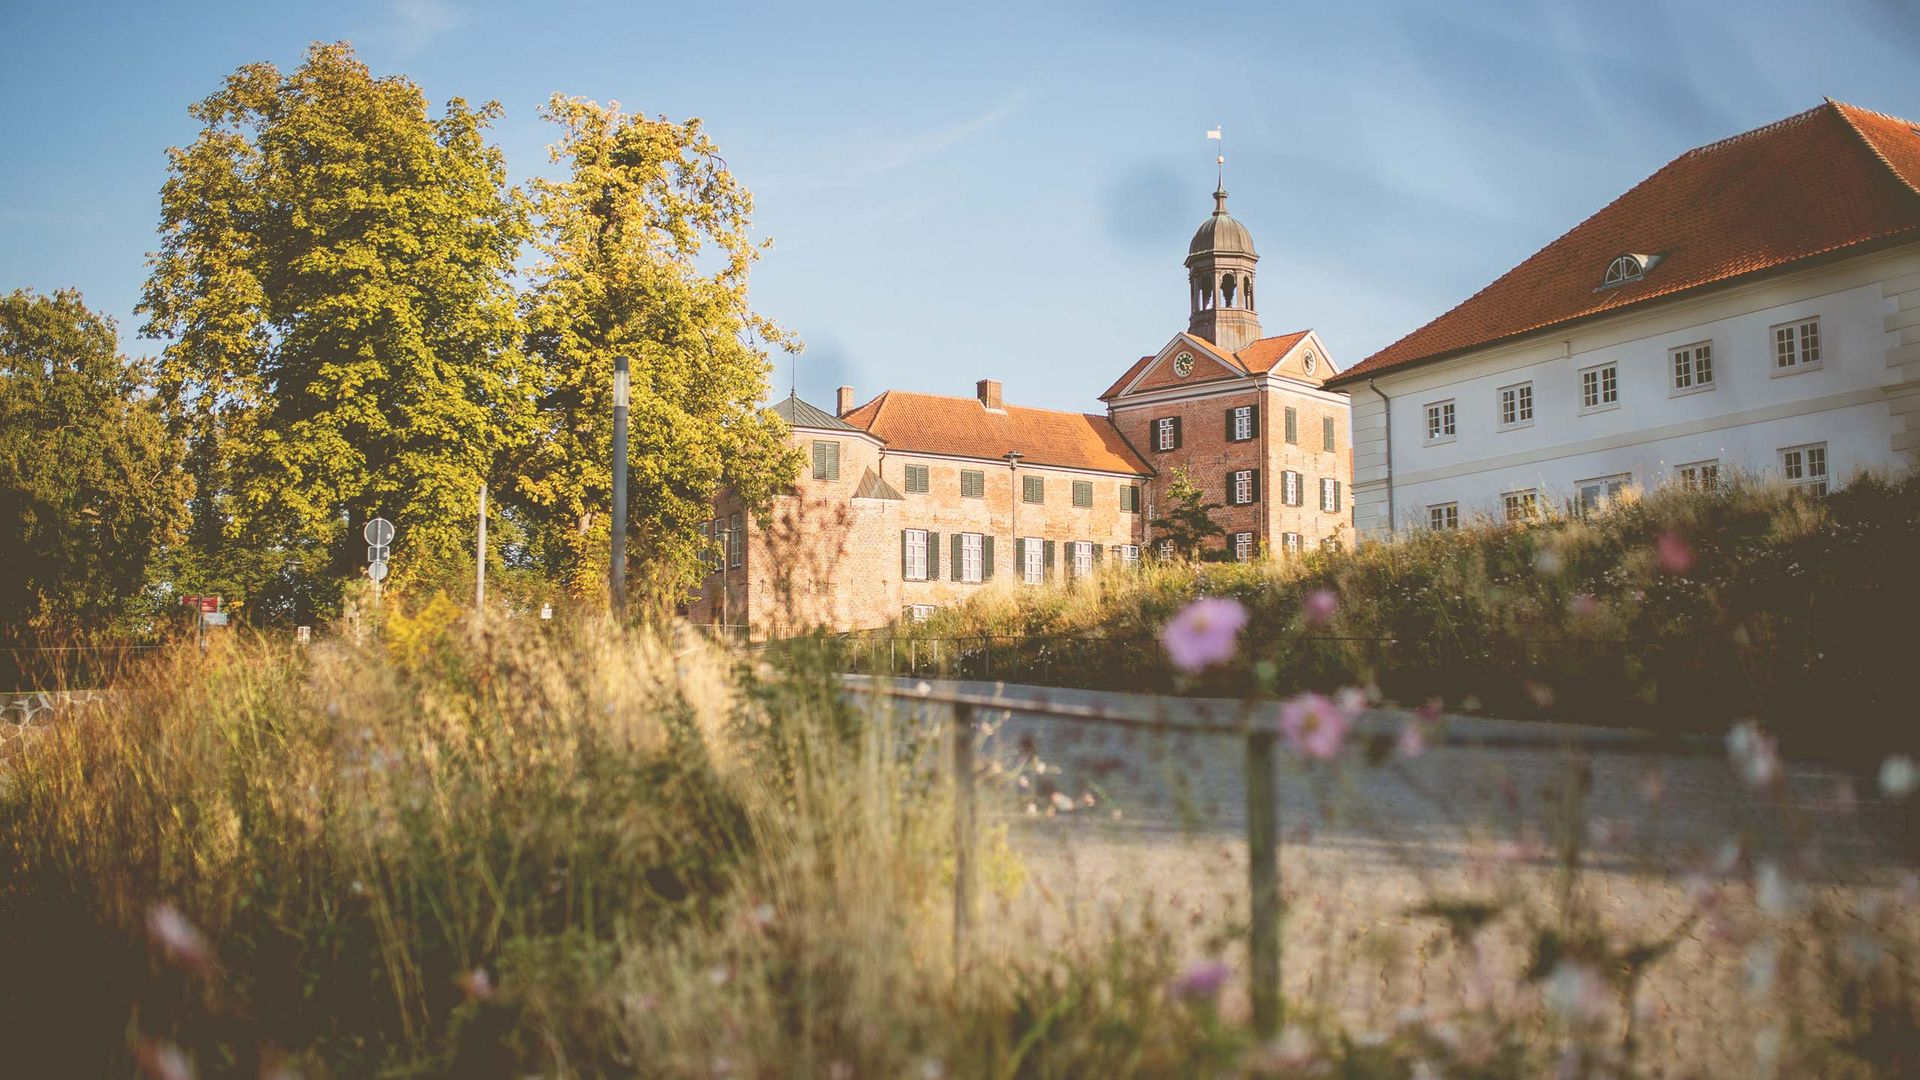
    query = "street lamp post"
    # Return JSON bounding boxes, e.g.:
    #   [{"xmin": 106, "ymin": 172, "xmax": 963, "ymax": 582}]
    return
[{"xmin": 610, "ymin": 354, "xmax": 630, "ymax": 615}]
